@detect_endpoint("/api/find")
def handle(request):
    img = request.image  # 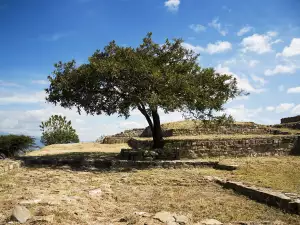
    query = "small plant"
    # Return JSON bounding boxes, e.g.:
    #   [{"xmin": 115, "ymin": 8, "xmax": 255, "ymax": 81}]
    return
[
  {"xmin": 0, "ymin": 135, "xmax": 35, "ymax": 158},
  {"xmin": 40, "ymin": 115, "xmax": 79, "ymax": 146}
]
